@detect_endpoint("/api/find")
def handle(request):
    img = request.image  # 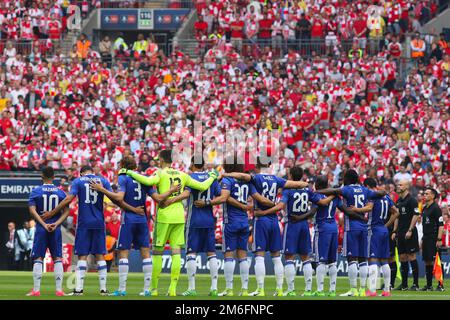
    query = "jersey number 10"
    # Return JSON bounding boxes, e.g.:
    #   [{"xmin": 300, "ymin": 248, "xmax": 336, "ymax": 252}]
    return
[{"xmin": 42, "ymin": 194, "xmax": 59, "ymax": 212}]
